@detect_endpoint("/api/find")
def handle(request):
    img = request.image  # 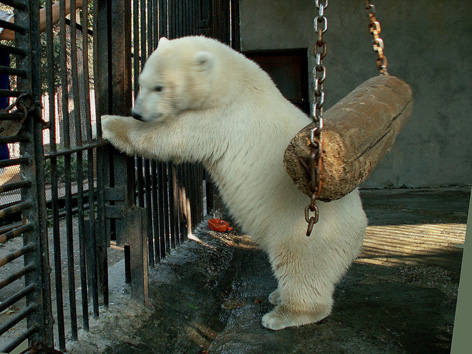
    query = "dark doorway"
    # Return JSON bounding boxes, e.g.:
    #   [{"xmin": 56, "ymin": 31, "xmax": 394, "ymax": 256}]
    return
[{"xmin": 244, "ymin": 49, "xmax": 309, "ymax": 114}]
